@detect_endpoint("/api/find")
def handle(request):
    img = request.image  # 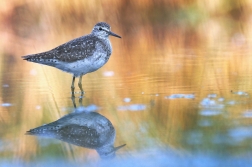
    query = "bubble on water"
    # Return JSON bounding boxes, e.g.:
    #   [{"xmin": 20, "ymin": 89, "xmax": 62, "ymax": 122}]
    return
[{"xmin": 165, "ymin": 94, "xmax": 195, "ymax": 99}]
